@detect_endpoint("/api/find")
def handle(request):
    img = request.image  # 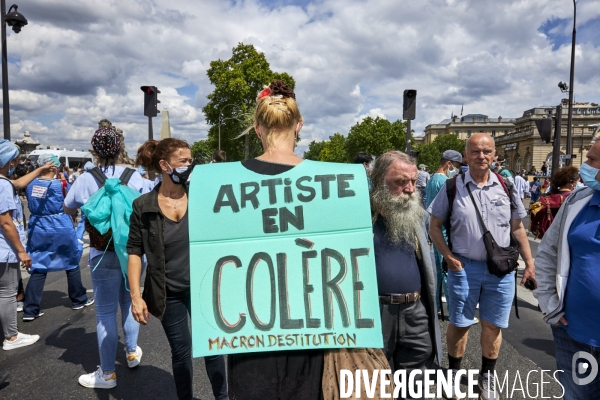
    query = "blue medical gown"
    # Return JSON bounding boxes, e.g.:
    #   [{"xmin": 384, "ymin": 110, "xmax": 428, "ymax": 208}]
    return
[{"xmin": 26, "ymin": 179, "xmax": 82, "ymax": 273}]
